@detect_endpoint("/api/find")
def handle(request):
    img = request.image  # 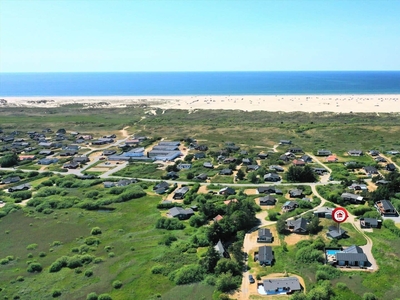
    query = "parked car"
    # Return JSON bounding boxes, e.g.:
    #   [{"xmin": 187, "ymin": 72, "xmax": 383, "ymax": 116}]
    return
[{"xmin": 249, "ymin": 274, "xmax": 255, "ymax": 284}]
